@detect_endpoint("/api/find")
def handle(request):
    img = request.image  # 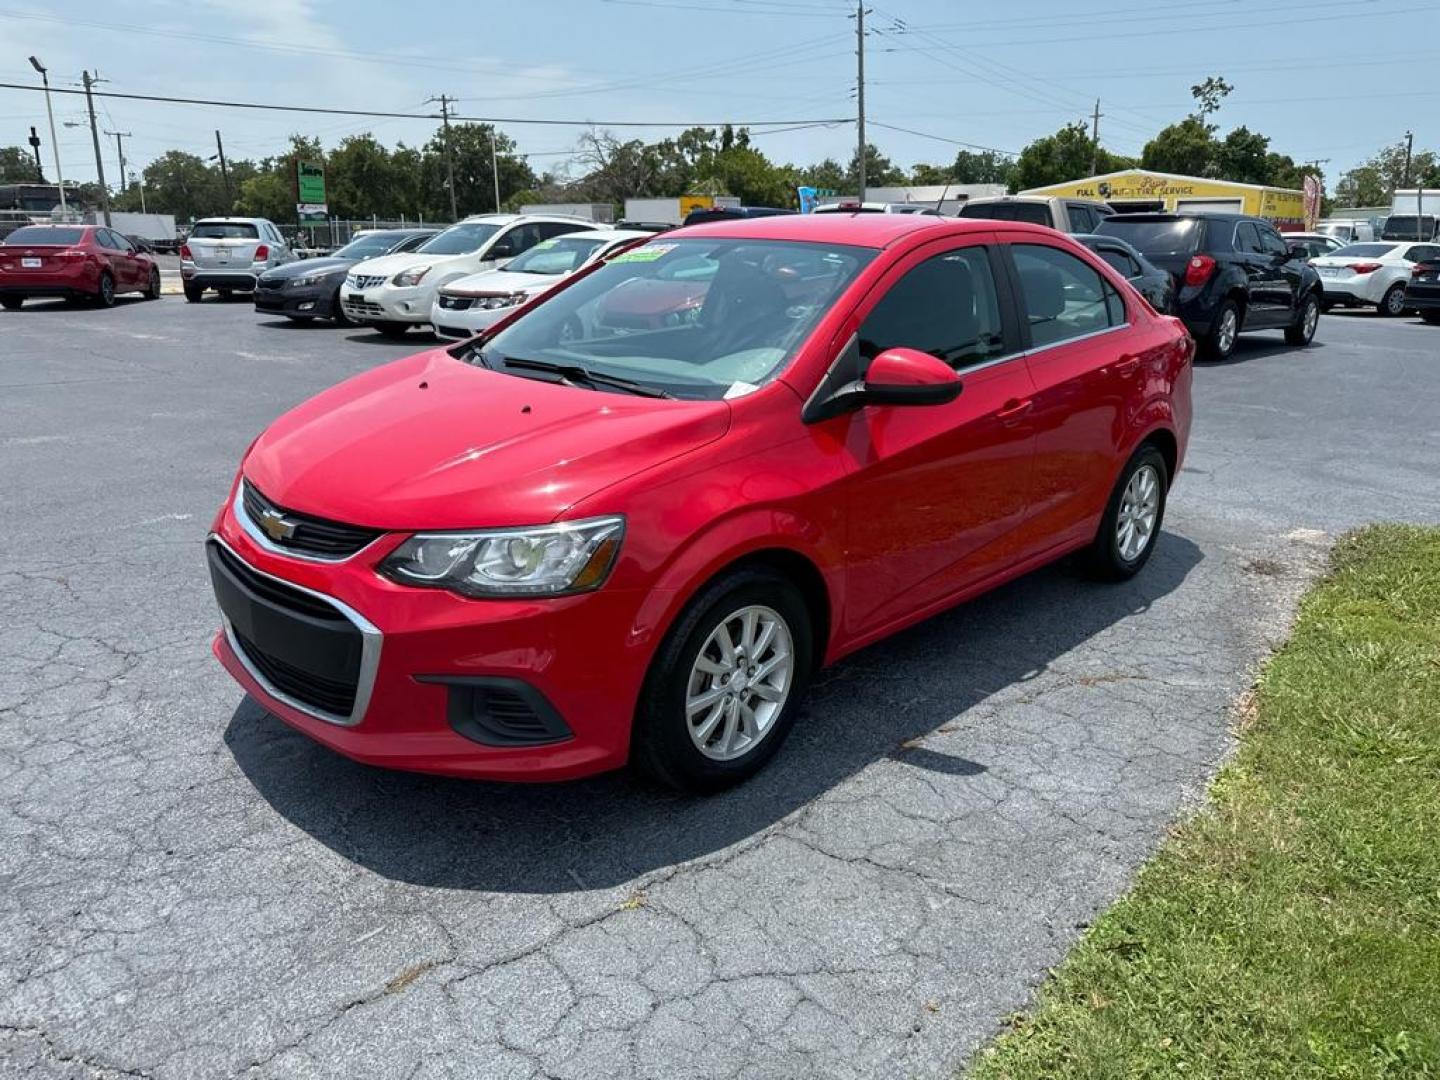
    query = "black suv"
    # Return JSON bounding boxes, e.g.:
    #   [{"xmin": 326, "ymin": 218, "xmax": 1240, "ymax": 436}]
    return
[{"xmin": 1096, "ymin": 212, "xmax": 1321, "ymax": 359}]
